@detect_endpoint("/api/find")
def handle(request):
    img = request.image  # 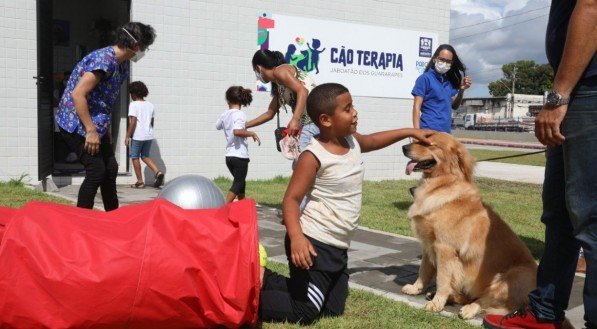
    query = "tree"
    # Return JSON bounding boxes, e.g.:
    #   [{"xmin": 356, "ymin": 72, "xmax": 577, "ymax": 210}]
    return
[{"xmin": 488, "ymin": 60, "xmax": 554, "ymax": 96}]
